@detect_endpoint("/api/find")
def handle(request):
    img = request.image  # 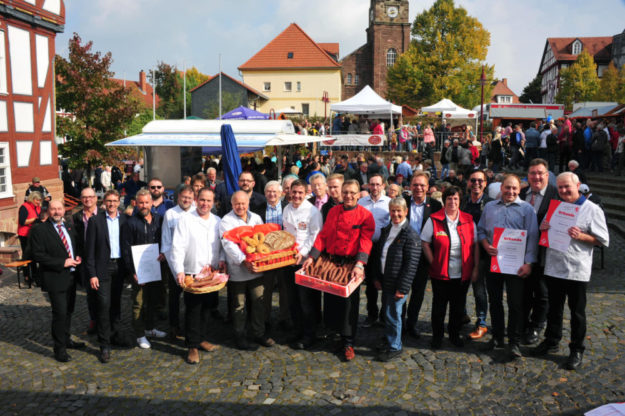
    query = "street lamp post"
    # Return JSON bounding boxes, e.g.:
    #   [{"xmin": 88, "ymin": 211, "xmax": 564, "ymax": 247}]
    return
[{"xmin": 479, "ymin": 65, "xmax": 486, "ymax": 142}]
